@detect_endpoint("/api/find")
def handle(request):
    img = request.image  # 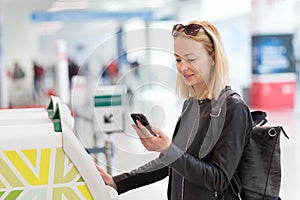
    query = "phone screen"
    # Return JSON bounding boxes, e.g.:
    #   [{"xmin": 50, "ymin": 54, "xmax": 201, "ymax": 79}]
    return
[
  {"xmin": 130, "ymin": 113, "xmax": 157, "ymax": 136},
  {"xmin": 131, "ymin": 113, "xmax": 149, "ymax": 126}
]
